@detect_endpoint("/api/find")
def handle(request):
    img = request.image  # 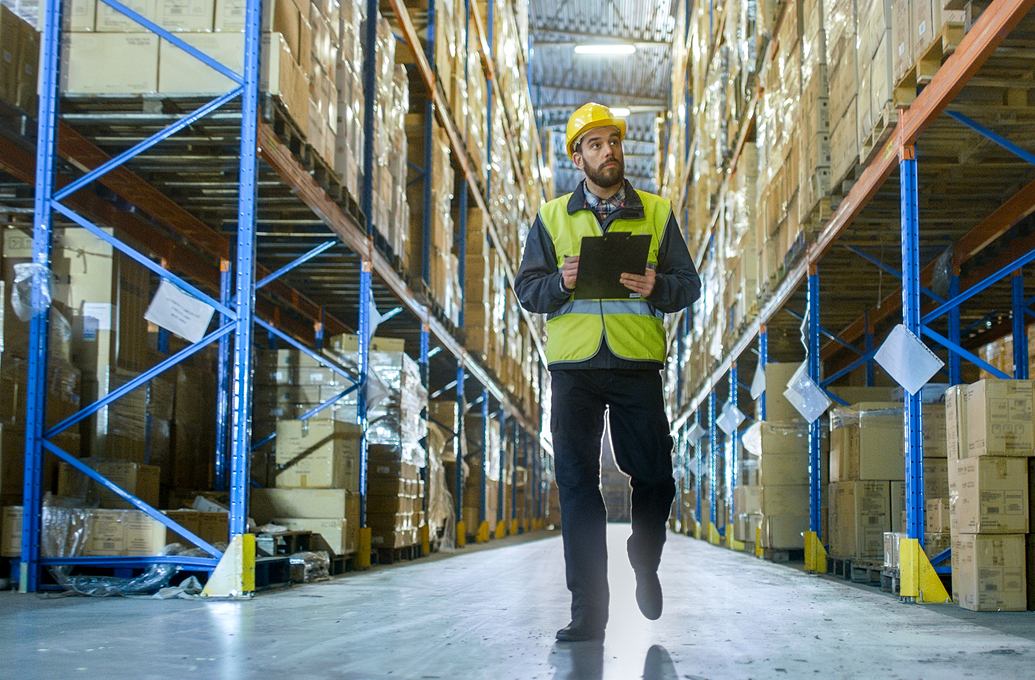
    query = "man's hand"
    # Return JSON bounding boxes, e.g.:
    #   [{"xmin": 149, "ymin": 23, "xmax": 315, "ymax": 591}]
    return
[
  {"xmin": 620, "ymin": 268, "xmax": 656, "ymax": 297},
  {"xmin": 561, "ymin": 256, "xmax": 579, "ymax": 291}
]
